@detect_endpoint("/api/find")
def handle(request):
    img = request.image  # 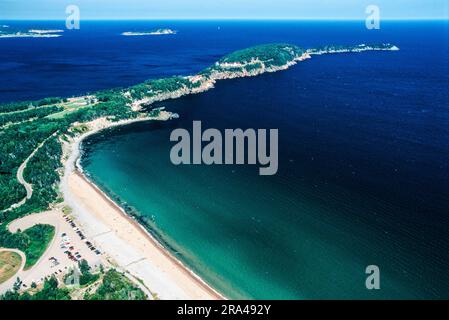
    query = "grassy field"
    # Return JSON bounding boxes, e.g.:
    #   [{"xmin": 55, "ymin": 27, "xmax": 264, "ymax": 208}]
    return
[
  {"xmin": 23, "ymin": 225, "xmax": 55, "ymax": 270},
  {"xmin": 0, "ymin": 251, "xmax": 22, "ymax": 284},
  {"xmin": 46, "ymin": 97, "xmax": 95, "ymax": 119}
]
